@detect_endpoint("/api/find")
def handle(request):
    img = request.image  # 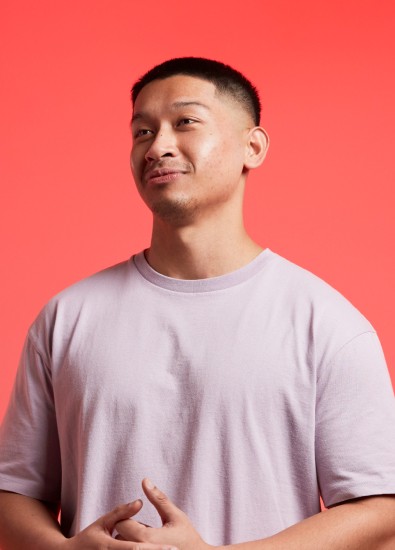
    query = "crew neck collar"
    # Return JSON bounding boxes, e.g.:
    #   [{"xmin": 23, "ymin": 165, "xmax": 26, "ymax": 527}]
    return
[{"xmin": 133, "ymin": 248, "xmax": 274, "ymax": 293}]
